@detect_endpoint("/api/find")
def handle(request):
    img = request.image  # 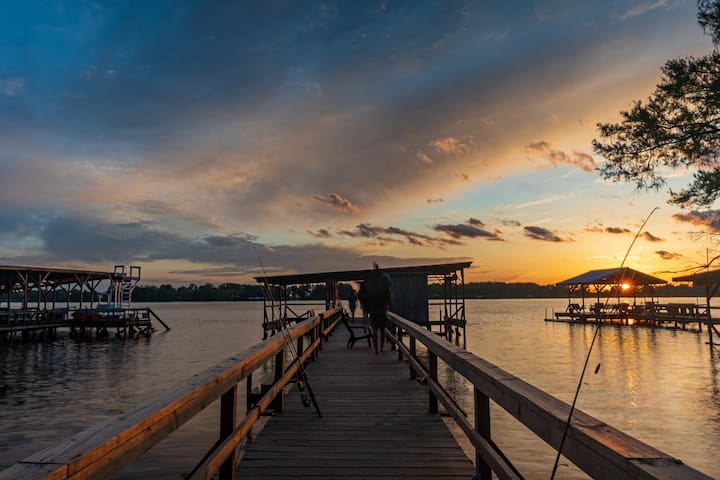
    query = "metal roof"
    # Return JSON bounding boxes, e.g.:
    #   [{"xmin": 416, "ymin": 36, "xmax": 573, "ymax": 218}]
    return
[
  {"xmin": 255, "ymin": 261, "xmax": 473, "ymax": 286},
  {"xmin": 0, "ymin": 265, "xmax": 111, "ymax": 287},
  {"xmin": 558, "ymin": 267, "xmax": 667, "ymax": 286},
  {"xmin": 673, "ymin": 269, "xmax": 720, "ymax": 285}
]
